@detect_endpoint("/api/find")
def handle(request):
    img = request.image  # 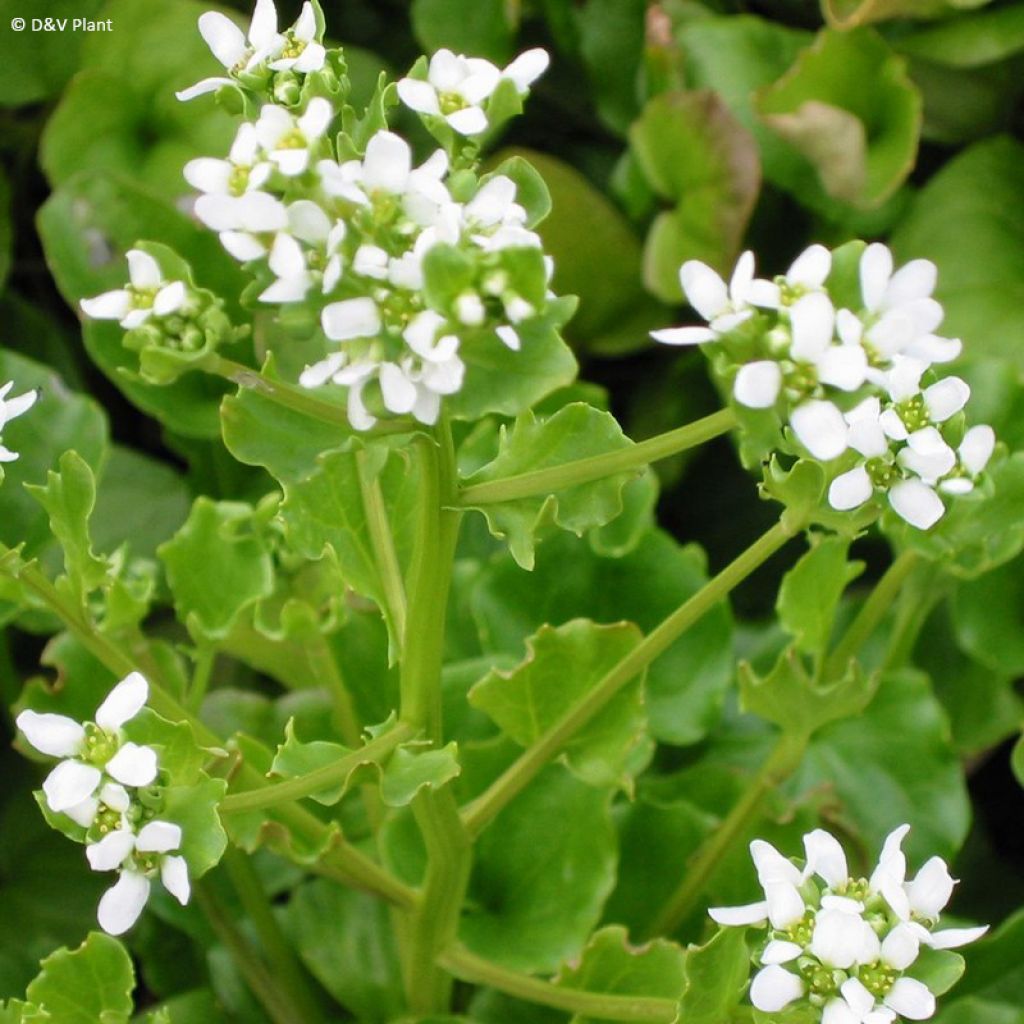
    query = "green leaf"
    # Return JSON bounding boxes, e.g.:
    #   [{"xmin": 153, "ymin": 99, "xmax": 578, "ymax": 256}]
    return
[
  {"xmin": 555, "ymin": 925, "xmax": 685, "ymax": 1024},
  {"xmin": 380, "ymin": 742, "xmax": 461, "ymax": 807},
  {"xmin": 739, "ymin": 646, "xmax": 879, "ymax": 738},
  {"xmin": 159, "ymin": 498, "xmax": 275, "ymax": 641},
  {"xmin": 160, "ymin": 775, "xmax": 228, "ymax": 880},
  {"xmin": 462, "ymin": 403, "xmax": 642, "ymax": 569},
  {"xmin": 37, "ymin": 170, "xmax": 246, "ymax": 438},
  {"xmin": 461, "ymin": 763, "xmax": 616, "ymax": 973},
  {"xmin": 410, "ymin": 0, "xmax": 514, "ymax": 64},
  {"xmin": 25, "ymin": 933, "xmax": 134, "ymax": 1024},
  {"xmin": 793, "ymin": 670, "xmax": 970, "ymax": 861},
  {"xmin": 755, "ymin": 28, "xmax": 921, "ymax": 208},
  {"xmin": 952, "ymin": 554, "xmax": 1024, "ymax": 675},
  {"xmin": 909, "ymin": 947, "xmax": 966, "ymax": 998},
  {"xmin": 26, "ymin": 451, "xmax": 110, "ymax": 604},
  {"xmin": 822, "ymin": 0, "xmax": 967, "ymax": 32},
  {"xmin": 677, "ymin": 926, "xmax": 751, "ymax": 1024},
  {"xmin": 491, "ymin": 148, "xmax": 667, "ymax": 356},
  {"xmin": 891, "ymin": 137, "xmax": 1024, "ymax": 370},
  {"xmin": 269, "ymin": 722, "xmax": 353, "ymax": 805},
  {"xmin": 948, "ymin": 907, "xmax": 1024, "ymax": 1007},
  {"xmin": 630, "ymin": 90, "xmax": 761, "ymax": 303},
  {"xmin": 470, "ymin": 620, "xmax": 647, "ymax": 791},
  {"xmin": 487, "ymin": 155, "xmax": 551, "ymax": 229},
  {"xmin": 284, "ymin": 879, "xmax": 404, "ymax": 1023},
  {"xmin": 897, "ymin": 5, "xmax": 1024, "ymax": 68},
  {"xmin": 776, "ymin": 535, "xmax": 864, "ymax": 656},
  {"xmin": 471, "ymin": 529, "xmax": 733, "ymax": 746},
  {"xmin": 936, "ymin": 997, "xmax": 1024, "ymax": 1024},
  {"xmin": 577, "ymin": 0, "xmax": 646, "ymax": 135}
]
